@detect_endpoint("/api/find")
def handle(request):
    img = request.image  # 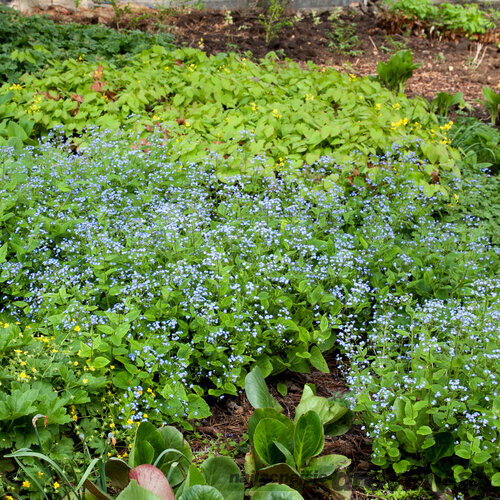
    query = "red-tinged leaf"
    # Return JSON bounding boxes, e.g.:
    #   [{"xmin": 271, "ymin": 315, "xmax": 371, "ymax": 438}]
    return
[
  {"xmin": 93, "ymin": 65, "xmax": 104, "ymax": 80},
  {"xmin": 129, "ymin": 464, "xmax": 175, "ymax": 500},
  {"xmin": 90, "ymin": 81, "xmax": 106, "ymax": 92},
  {"xmin": 70, "ymin": 93, "xmax": 84, "ymax": 103}
]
